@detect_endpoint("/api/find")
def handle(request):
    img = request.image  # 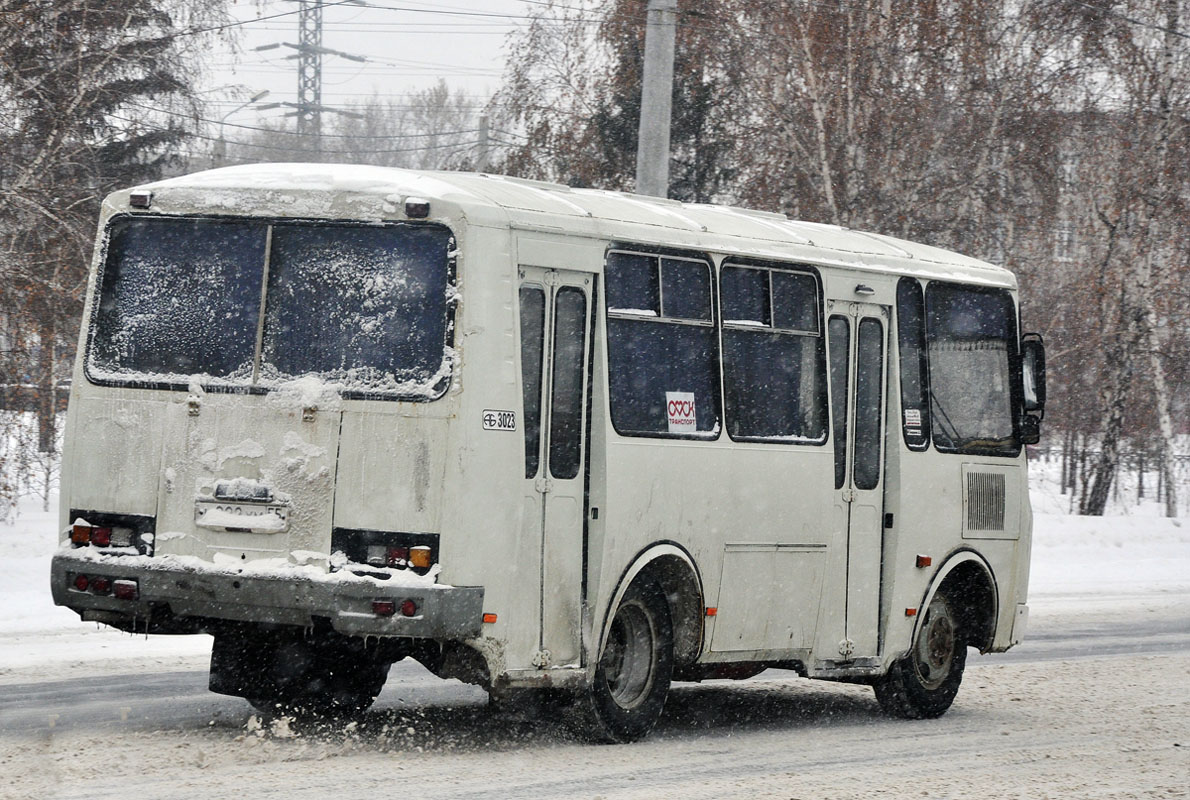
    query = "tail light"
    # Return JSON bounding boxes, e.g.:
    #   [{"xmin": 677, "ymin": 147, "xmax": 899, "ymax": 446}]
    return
[
  {"xmin": 113, "ymin": 580, "xmax": 139, "ymax": 600},
  {"xmin": 68, "ymin": 574, "xmax": 138, "ymax": 600},
  {"xmin": 367, "ymin": 545, "xmax": 410, "ymax": 568},
  {"xmin": 333, "ymin": 529, "xmax": 439, "ymax": 575},
  {"xmin": 68, "ymin": 511, "xmax": 154, "ymax": 555},
  {"xmin": 371, "ymin": 598, "xmax": 420, "ymax": 617},
  {"xmin": 409, "ymin": 547, "xmax": 432, "ymax": 570}
]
